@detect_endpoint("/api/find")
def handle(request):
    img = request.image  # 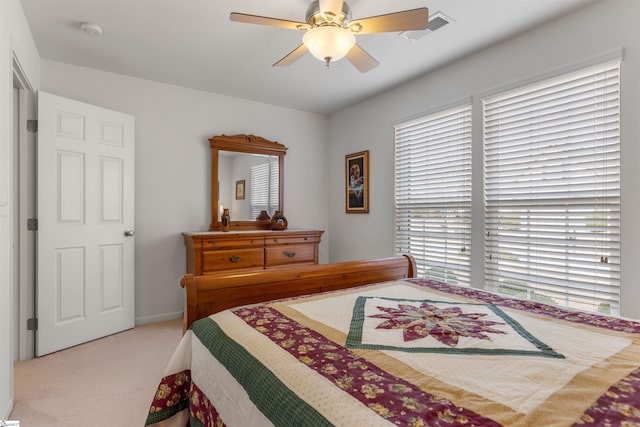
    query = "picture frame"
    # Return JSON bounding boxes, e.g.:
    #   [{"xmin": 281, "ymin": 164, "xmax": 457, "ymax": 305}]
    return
[
  {"xmin": 345, "ymin": 150, "xmax": 369, "ymax": 213},
  {"xmin": 235, "ymin": 179, "xmax": 245, "ymax": 200}
]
